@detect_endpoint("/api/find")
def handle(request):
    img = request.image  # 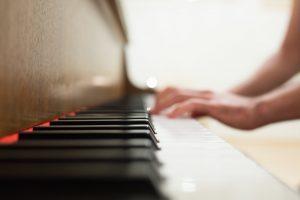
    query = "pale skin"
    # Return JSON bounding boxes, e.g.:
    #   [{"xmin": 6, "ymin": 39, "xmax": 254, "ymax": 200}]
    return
[{"xmin": 151, "ymin": 0, "xmax": 300, "ymax": 130}]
